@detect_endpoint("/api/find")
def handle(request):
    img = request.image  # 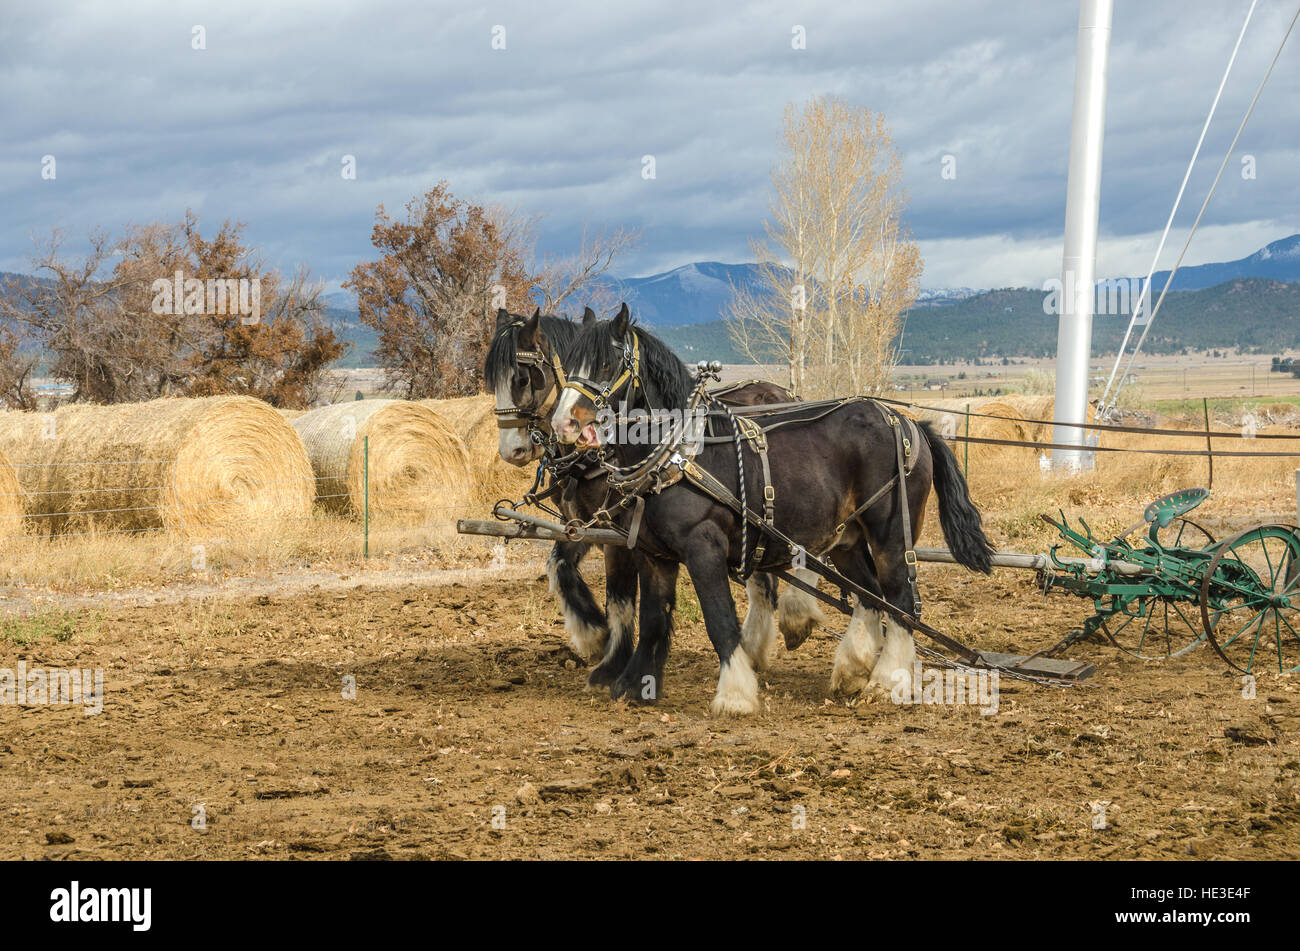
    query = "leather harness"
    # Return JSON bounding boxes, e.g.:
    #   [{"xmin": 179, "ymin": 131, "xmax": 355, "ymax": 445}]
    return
[
  {"xmin": 548, "ymin": 335, "xmax": 925, "ymax": 617},
  {"xmin": 493, "ymin": 322, "xmax": 925, "ymax": 619}
]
